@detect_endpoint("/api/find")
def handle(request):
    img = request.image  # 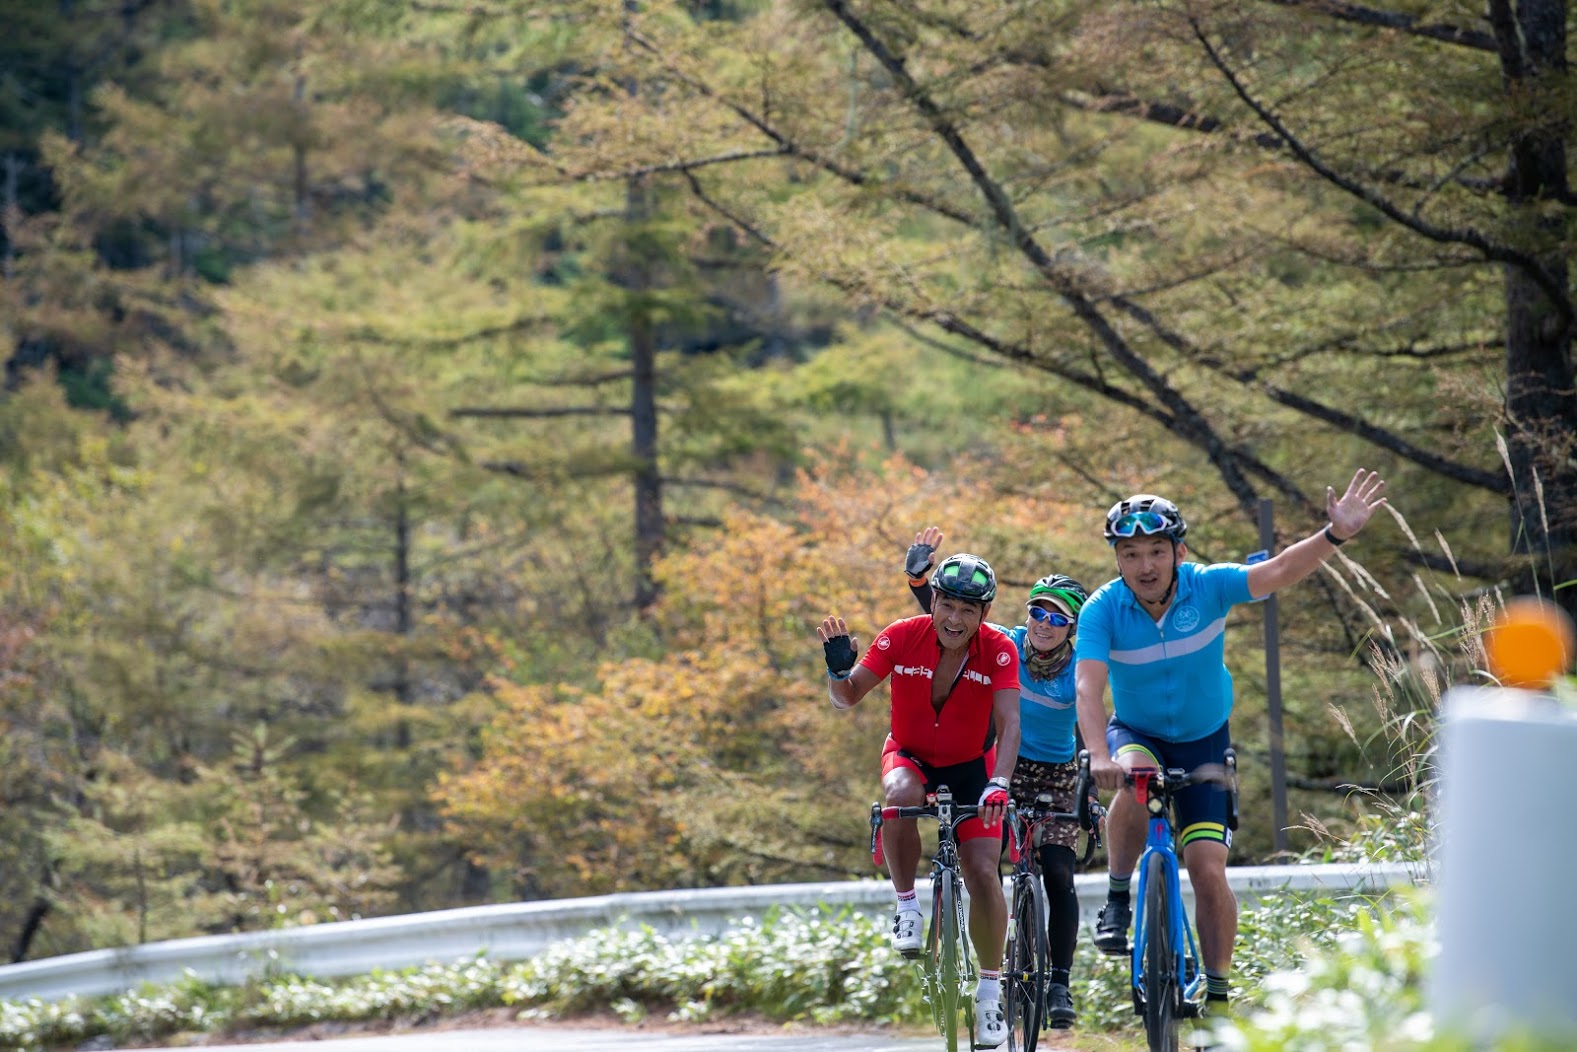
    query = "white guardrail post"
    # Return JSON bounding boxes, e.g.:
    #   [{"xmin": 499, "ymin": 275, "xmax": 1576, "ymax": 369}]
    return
[
  {"xmin": 0, "ymin": 863, "xmax": 1417, "ymax": 1004},
  {"xmin": 1432, "ymin": 686, "xmax": 1577, "ymax": 1043}
]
